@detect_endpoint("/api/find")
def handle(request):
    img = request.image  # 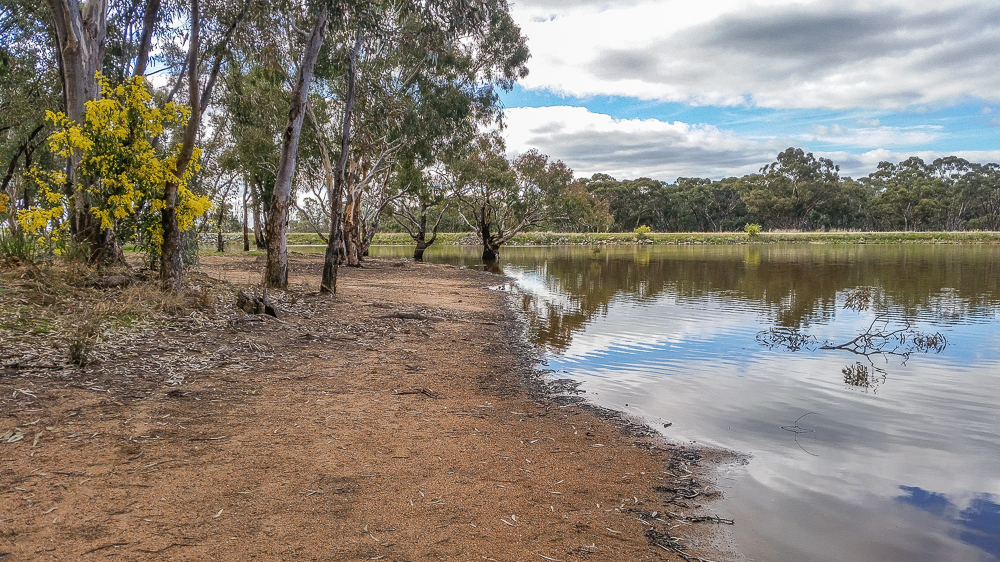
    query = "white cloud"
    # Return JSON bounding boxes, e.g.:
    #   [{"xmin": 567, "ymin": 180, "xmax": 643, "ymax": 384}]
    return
[
  {"xmin": 501, "ymin": 106, "xmax": 1000, "ymax": 180},
  {"xmin": 502, "ymin": 106, "xmax": 782, "ymax": 180},
  {"xmin": 799, "ymin": 124, "xmax": 943, "ymax": 147},
  {"xmin": 511, "ymin": 0, "xmax": 1000, "ymax": 109}
]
